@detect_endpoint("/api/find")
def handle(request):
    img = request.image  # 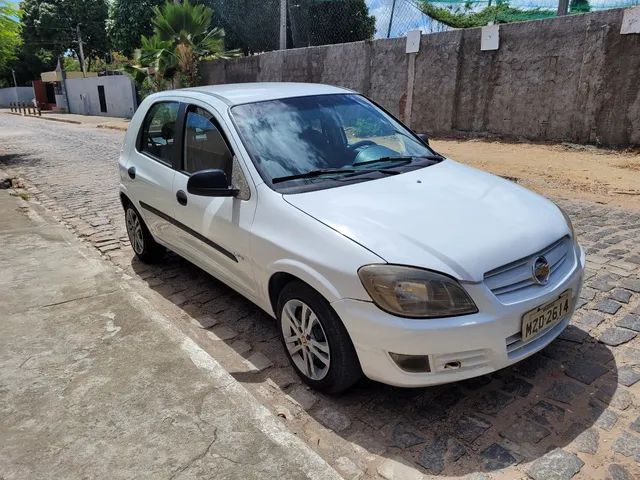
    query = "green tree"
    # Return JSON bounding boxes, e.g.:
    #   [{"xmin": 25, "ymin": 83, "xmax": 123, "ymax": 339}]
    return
[
  {"xmin": 0, "ymin": 0, "xmax": 21, "ymax": 83},
  {"xmin": 107, "ymin": 0, "xmax": 165, "ymax": 57},
  {"xmin": 202, "ymin": 0, "xmax": 279, "ymax": 54},
  {"xmin": 20, "ymin": 0, "xmax": 108, "ymax": 71},
  {"xmin": 201, "ymin": 0, "xmax": 375, "ymax": 53},
  {"xmin": 128, "ymin": 0, "xmax": 239, "ymax": 90},
  {"xmin": 419, "ymin": 0, "xmax": 555, "ymax": 28},
  {"xmin": 570, "ymin": 0, "xmax": 591, "ymax": 13},
  {"xmin": 289, "ymin": 0, "xmax": 375, "ymax": 47}
]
